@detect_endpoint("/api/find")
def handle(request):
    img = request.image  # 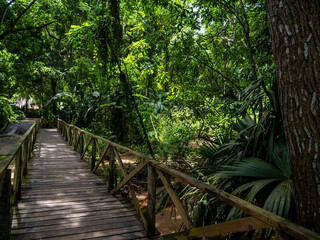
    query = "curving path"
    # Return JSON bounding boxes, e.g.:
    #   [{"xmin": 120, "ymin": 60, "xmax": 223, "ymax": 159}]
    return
[{"xmin": 11, "ymin": 129, "xmax": 147, "ymax": 240}]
